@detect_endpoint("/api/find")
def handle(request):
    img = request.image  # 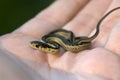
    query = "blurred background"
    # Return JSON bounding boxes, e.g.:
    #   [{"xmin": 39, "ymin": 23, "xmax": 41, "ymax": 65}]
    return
[{"xmin": 0, "ymin": 0, "xmax": 54, "ymax": 35}]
